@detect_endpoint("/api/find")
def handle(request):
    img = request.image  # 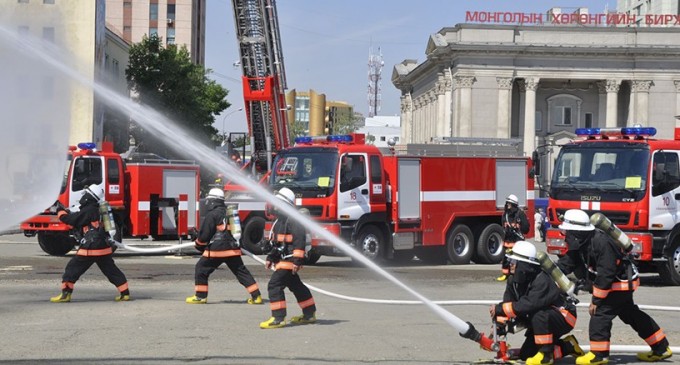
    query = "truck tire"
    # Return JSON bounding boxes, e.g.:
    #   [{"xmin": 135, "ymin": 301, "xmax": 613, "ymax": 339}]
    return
[
  {"xmin": 659, "ymin": 240, "xmax": 680, "ymax": 285},
  {"xmin": 446, "ymin": 224, "xmax": 474, "ymax": 265},
  {"xmin": 475, "ymin": 224, "xmax": 505, "ymax": 264},
  {"xmin": 355, "ymin": 225, "xmax": 384, "ymax": 262},
  {"xmin": 306, "ymin": 248, "xmax": 321, "ymax": 265},
  {"xmin": 37, "ymin": 232, "xmax": 76, "ymax": 256},
  {"xmin": 241, "ymin": 216, "xmax": 267, "ymax": 254}
]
